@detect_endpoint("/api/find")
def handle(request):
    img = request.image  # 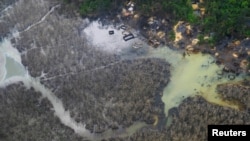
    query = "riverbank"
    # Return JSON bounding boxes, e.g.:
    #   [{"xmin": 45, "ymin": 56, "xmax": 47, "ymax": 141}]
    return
[
  {"xmin": 59, "ymin": 1, "xmax": 250, "ymax": 140},
  {"xmin": 1, "ymin": 0, "xmax": 250, "ymax": 141},
  {"xmin": 0, "ymin": 0, "xmax": 170, "ymax": 140}
]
